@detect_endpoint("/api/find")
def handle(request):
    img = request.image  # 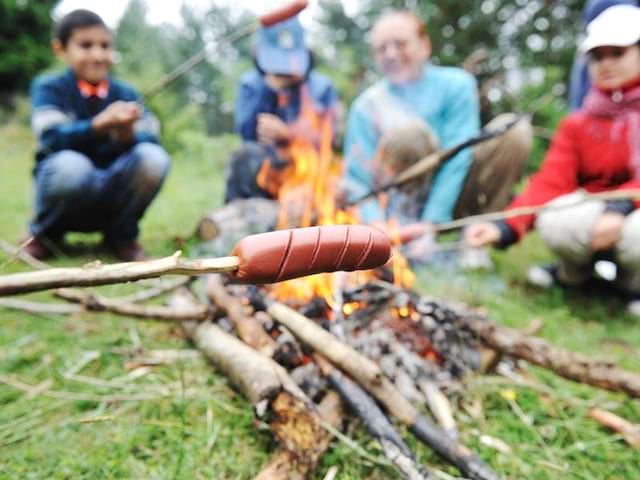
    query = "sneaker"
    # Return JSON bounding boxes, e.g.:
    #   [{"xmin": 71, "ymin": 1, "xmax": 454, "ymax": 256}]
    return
[
  {"xmin": 22, "ymin": 236, "xmax": 55, "ymax": 261},
  {"xmin": 526, "ymin": 264, "xmax": 559, "ymax": 289},
  {"xmin": 627, "ymin": 296, "xmax": 640, "ymax": 318},
  {"xmin": 458, "ymin": 246, "xmax": 494, "ymax": 271},
  {"xmin": 108, "ymin": 240, "xmax": 146, "ymax": 262}
]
